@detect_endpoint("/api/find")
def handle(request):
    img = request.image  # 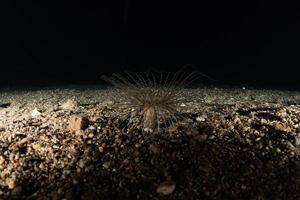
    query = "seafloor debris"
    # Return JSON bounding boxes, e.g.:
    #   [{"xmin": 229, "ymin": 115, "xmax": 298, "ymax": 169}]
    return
[
  {"xmin": 156, "ymin": 179, "xmax": 176, "ymax": 195},
  {"xmin": 68, "ymin": 115, "xmax": 89, "ymax": 132}
]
